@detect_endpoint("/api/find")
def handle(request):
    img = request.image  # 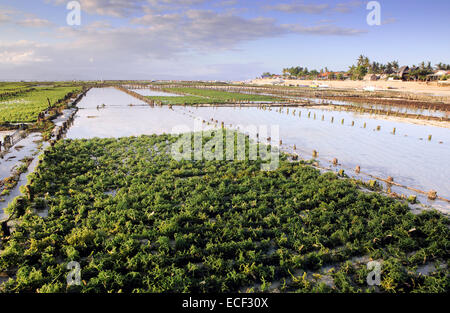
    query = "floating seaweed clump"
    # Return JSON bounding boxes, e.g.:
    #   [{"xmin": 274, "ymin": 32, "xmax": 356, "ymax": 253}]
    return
[{"xmin": 0, "ymin": 132, "xmax": 448, "ymax": 293}]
